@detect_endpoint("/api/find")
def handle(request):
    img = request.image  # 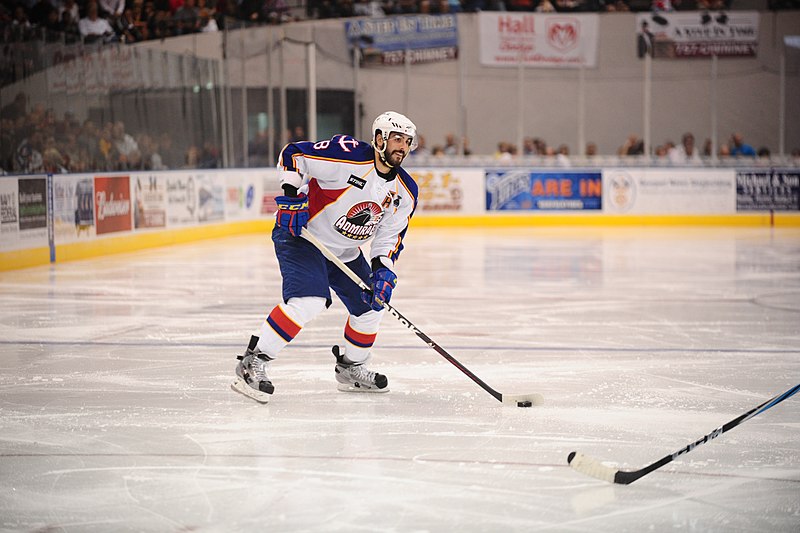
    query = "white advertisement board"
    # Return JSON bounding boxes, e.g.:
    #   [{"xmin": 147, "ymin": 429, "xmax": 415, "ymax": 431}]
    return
[
  {"xmin": 479, "ymin": 12, "xmax": 599, "ymax": 68},
  {"xmin": 409, "ymin": 168, "xmax": 485, "ymax": 215},
  {"xmin": 603, "ymin": 169, "xmax": 736, "ymax": 214},
  {"xmin": 636, "ymin": 11, "xmax": 759, "ymax": 58}
]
